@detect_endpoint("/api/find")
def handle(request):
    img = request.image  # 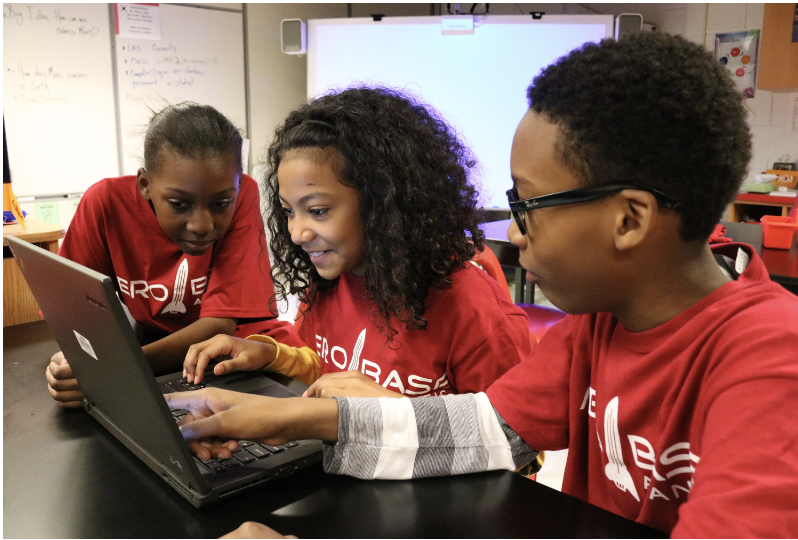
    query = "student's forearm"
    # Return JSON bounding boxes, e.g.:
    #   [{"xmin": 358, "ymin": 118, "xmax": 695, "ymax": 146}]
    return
[
  {"xmin": 281, "ymin": 396, "xmax": 340, "ymax": 443},
  {"xmin": 323, "ymin": 393, "xmax": 538, "ymax": 480},
  {"xmin": 143, "ymin": 317, "xmax": 237, "ymax": 374},
  {"xmin": 217, "ymin": 394, "xmax": 341, "ymax": 444}
]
